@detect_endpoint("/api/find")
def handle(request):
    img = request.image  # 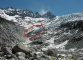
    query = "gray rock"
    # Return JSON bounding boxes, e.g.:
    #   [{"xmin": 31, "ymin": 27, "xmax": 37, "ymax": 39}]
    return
[
  {"xmin": 15, "ymin": 52, "xmax": 26, "ymax": 57},
  {"xmin": 12, "ymin": 43, "xmax": 31, "ymax": 54},
  {"xmin": 18, "ymin": 56, "xmax": 25, "ymax": 60},
  {"xmin": 0, "ymin": 47, "xmax": 1, "ymax": 52},
  {"xmin": 4, "ymin": 54, "xmax": 12, "ymax": 59},
  {"xmin": 44, "ymin": 49, "xmax": 57, "ymax": 56},
  {"xmin": 32, "ymin": 53, "xmax": 37, "ymax": 58},
  {"xmin": 0, "ymin": 52, "xmax": 4, "ymax": 56},
  {"xmin": 0, "ymin": 57, "xmax": 3, "ymax": 59},
  {"xmin": 37, "ymin": 57, "xmax": 49, "ymax": 60},
  {"xmin": 29, "ymin": 57, "xmax": 37, "ymax": 60},
  {"xmin": 2, "ymin": 47, "xmax": 12, "ymax": 55}
]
